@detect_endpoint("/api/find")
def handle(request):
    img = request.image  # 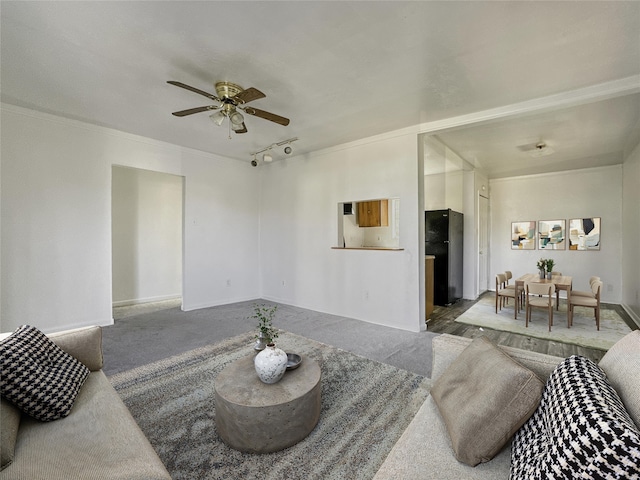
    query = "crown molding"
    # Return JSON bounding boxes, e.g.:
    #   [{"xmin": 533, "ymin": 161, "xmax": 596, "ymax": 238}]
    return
[{"xmin": 417, "ymin": 75, "xmax": 640, "ymax": 135}]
